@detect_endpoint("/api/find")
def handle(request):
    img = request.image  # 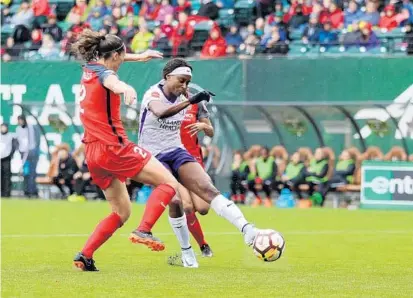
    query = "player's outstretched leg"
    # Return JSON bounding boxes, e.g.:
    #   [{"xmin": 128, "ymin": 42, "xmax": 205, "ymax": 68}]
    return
[
  {"xmin": 178, "ymin": 162, "xmax": 258, "ymax": 246},
  {"xmin": 74, "ymin": 178, "xmax": 130, "ymax": 271},
  {"xmin": 128, "ymin": 156, "xmax": 186, "ymax": 252}
]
